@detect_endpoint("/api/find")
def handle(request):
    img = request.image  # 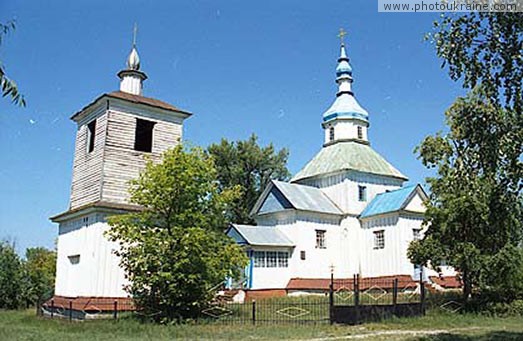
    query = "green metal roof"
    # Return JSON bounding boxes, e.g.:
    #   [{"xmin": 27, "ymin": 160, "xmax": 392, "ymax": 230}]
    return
[{"xmin": 291, "ymin": 141, "xmax": 408, "ymax": 182}]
